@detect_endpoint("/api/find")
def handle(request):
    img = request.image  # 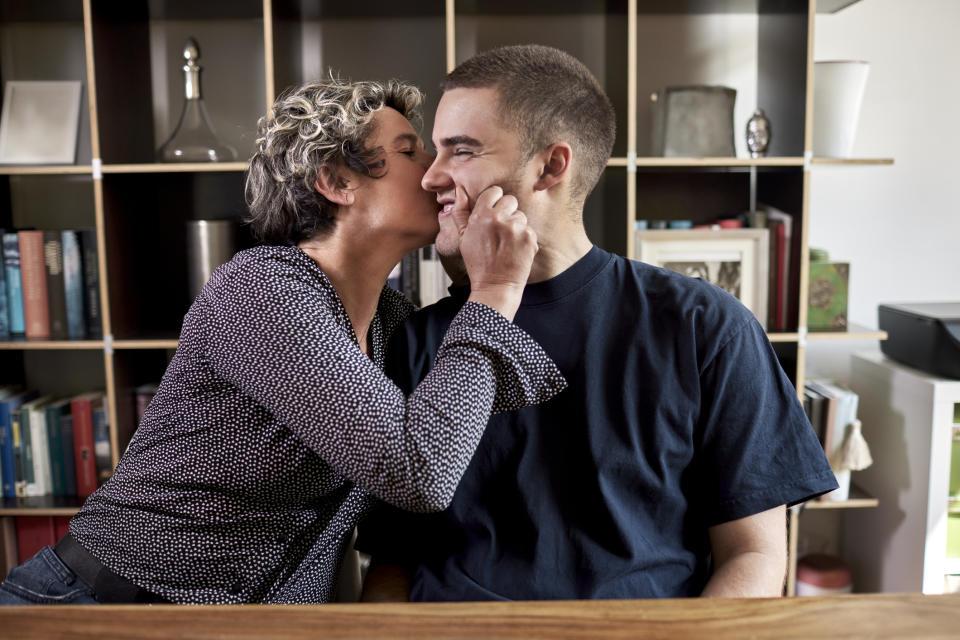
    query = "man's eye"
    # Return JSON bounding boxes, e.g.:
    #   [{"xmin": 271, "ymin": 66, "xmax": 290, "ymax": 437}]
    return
[{"xmin": 453, "ymin": 149, "xmax": 473, "ymax": 157}]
